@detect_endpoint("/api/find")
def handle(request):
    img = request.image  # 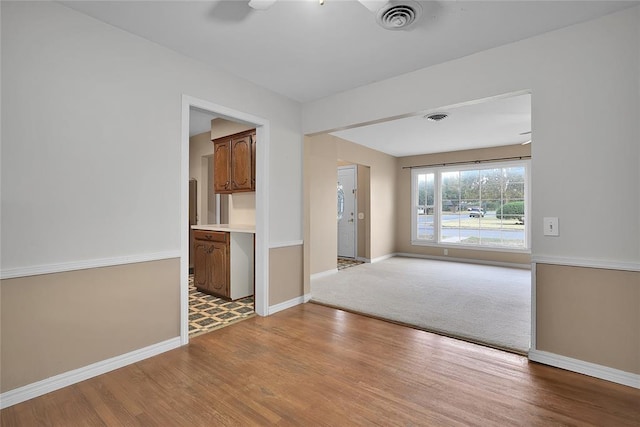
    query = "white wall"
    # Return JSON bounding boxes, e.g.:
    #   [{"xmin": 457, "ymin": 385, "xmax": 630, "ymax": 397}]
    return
[
  {"xmin": 1, "ymin": 1, "xmax": 302, "ymax": 273},
  {"xmin": 303, "ymin": 7, "xmax": 640, "ymax": 266}
]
